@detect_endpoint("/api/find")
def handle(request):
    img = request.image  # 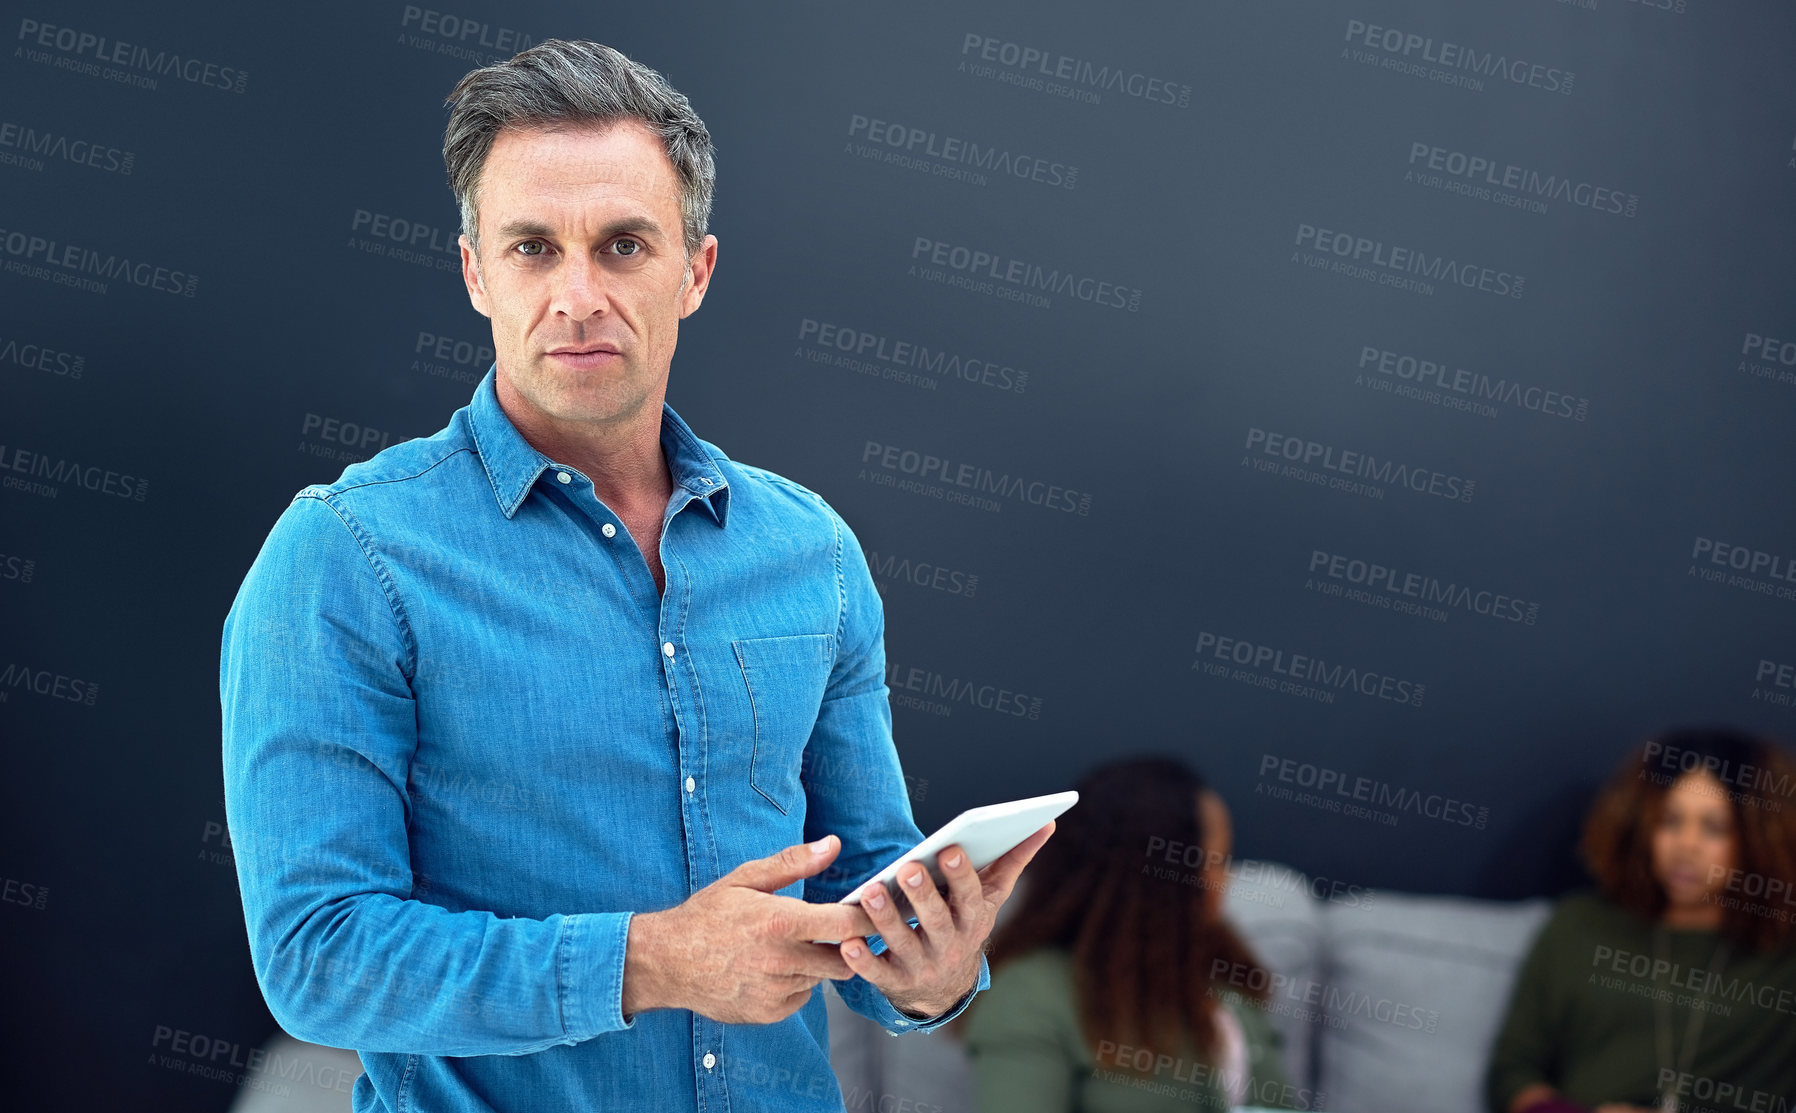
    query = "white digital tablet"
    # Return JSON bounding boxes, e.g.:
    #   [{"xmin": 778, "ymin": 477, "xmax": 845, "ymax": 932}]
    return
[{"xmin": 814, "ymin": 790, "xmax": 1077, "ymax": 941}]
